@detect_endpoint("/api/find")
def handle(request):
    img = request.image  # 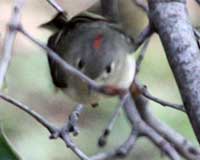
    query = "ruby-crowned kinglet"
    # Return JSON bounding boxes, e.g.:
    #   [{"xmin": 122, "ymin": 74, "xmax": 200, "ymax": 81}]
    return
[{"xmin": 41, "ymin": 12, "xmax": 136, "ymax": 106}]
